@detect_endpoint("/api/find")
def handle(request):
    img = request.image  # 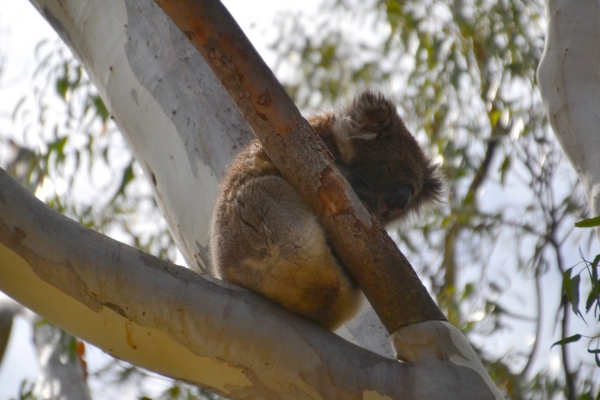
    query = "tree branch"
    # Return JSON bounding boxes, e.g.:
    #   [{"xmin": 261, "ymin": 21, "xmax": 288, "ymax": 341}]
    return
[
  {"xmin": 153, "ymin": 0, "xmax": 445, "ymax": 333},
  {"xmin": 551, "ymin": 236, "xmax": 576, "ymax": 400},
  {"xmin": 0, "ymin": 167, "xmax": 411, "ymax": 397},
  {"xmin": 440, "ymin": 128, "xmax": 503, "ymax": 316},
  {"xmin": 520, "ymin": 265, "xmax": 543, "ymax": 377},
  {"xmin": 538, "ymin": 0, "xmax": 600, "ymax": 238}
]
